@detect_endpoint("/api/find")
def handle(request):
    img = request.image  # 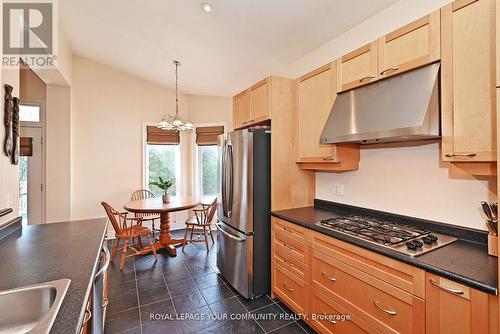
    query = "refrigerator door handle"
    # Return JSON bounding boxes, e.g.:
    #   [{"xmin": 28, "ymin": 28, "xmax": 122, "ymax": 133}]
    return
[
  {"xmin": 221, "ymin": 141, "xmax": 227, "ymax": 217},
  {"xmin": 215, "ymin": 223, "xmax": 245, "ymax": 242},
  {"xmin": 226, "ymin": 143, "xmax": 234, "ymax": 218}
]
